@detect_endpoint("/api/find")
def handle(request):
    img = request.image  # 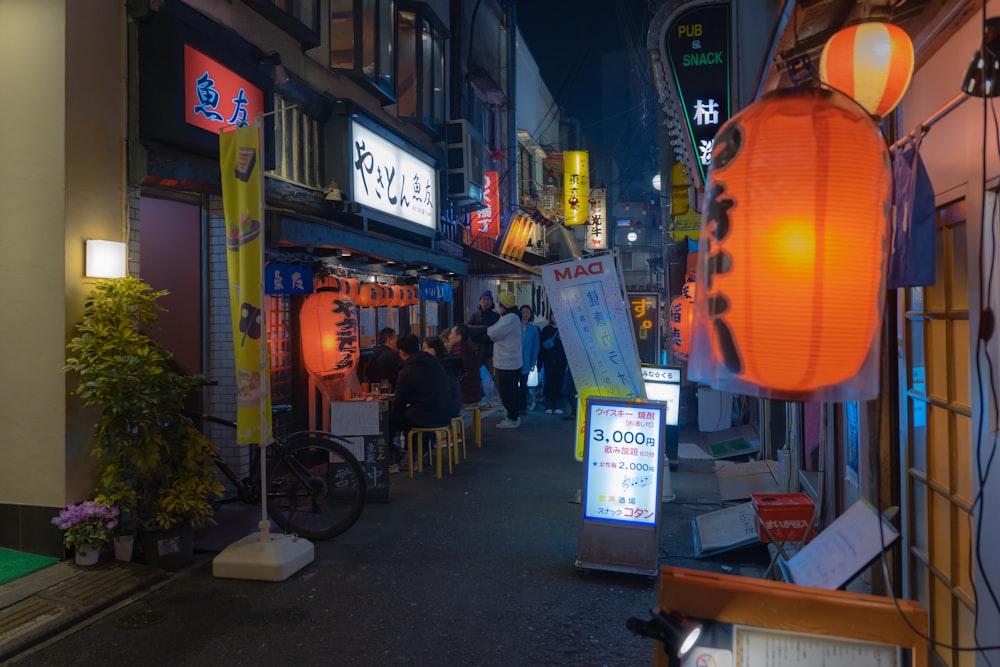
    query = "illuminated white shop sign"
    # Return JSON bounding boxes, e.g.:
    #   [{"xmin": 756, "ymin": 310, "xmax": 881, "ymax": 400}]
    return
[{"xmin": 350, "ymin": 120, "xmax": 436, "ymax": 229}]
